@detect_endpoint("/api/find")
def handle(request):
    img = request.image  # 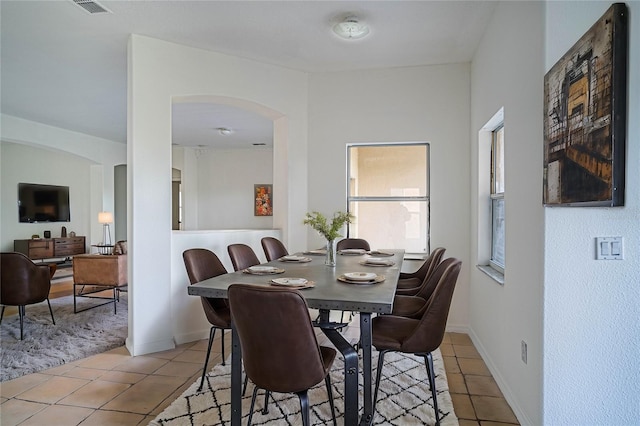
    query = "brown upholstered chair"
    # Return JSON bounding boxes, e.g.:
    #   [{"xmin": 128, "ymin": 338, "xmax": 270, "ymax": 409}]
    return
[
  {"xmin": 227, "ymin": 243, "xmax": 261, "ymax": 271},
  {"xmin": 372, "ymin": 258, "xmax": 461, "ymax": 426},
  {"xmin": 72, "ymin": 254, "xmax": 127, "ymax": 314},
  {"xmin": 182, "ymin": 248, "xmax": 230, "ymax": 391},
  {"xmin": 391, "ymin": 257, "xmax": 462, "ymax": 319},
  {"xmin": 396, "ymin": 247, "xmax": 446, "ymax": 291},
  {"xmin": 336, "ymin": 238, "xmax": 371, "ymax": 251},
  {"xmin": 1, "ymin": 252, "xmax": 56, "ymax": 340},
  {"xmin": 228, "ymin": 284, "xmax": 337, "ymax": 426},
  {"xmin": 261, "ymin": 237, "xmax": 289, "ymax": 261}
]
